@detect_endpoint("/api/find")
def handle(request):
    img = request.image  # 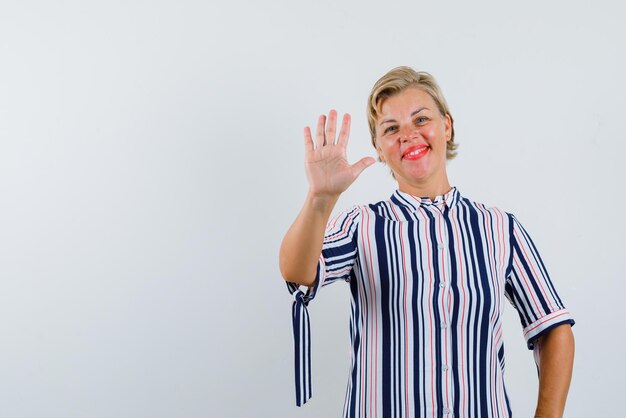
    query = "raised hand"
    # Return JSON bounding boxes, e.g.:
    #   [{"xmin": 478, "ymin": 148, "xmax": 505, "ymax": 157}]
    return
[{"xmin": 304, "ymin": 110, "xmax": 375, "ymax": 199}]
